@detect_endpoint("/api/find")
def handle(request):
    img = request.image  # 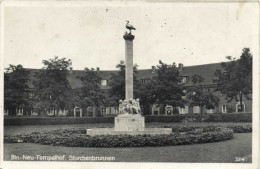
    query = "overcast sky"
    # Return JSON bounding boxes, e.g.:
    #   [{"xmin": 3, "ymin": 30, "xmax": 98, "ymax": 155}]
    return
[{"xmin": 3, "ymin": 2, "xmax": 259, "ymax": 70}]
